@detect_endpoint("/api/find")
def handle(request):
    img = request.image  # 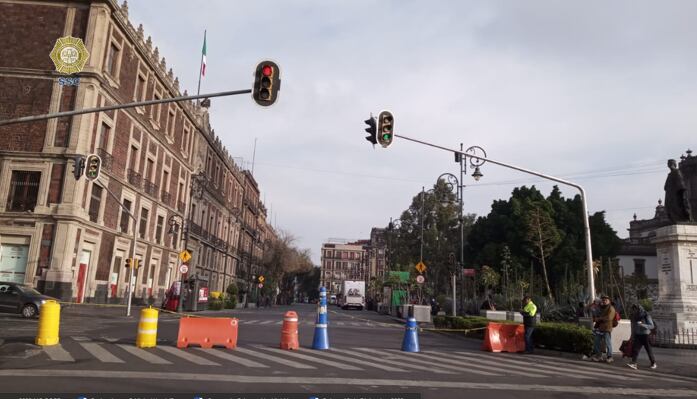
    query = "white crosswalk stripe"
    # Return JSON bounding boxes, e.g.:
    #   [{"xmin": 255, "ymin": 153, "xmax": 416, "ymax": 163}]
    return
[
  {"xmin": 194, "ymin": 348, "xmax": 268, "ymax": 368},
  {"xmin": 43, "ymin": 345, "xmax": 74, "ymax": 362},
  {"xmin": 234, "ymin": 347, "xmax": 316, "ymax": 369},
  {"xmin": 78, "ymin": 342, "xmax": 124, "ymax": 363},
  {"xmin": 258, "ymin": 320, "xmax": 275, "ymax": 325},
  {"xmin": 252, "ymin": 346, "xmax": 362, "ymax": 370},
  {"xmin": 157, "ymin": 346, "xmax": 221, "ymax": 366},
  {"xmin": 355, "ymin": 348, "xmax": 501, "ymax": 376},
  {"xmin": 309, "ymin": 349, "xmax": 409, "ymax": 372},
  {"xmin": 242, "ymin": 320, "xmax": 259, "ymax": 324},
  {"xmin": 330, "ymin": 348, "xmax": 456, "ymax": 374},
  {"xmin": 117, "ymin": 345, "xmax": 172, "ymax": 365},
  {"xmin": 337, "ymin": 321, "xmax": 346, "ymax": 326}
]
